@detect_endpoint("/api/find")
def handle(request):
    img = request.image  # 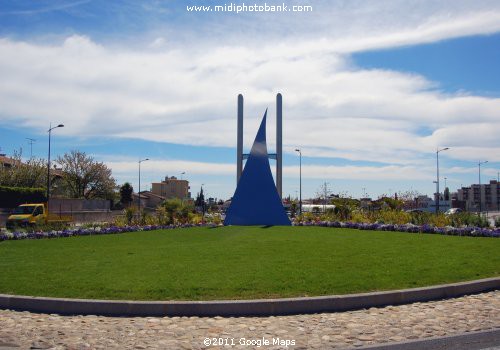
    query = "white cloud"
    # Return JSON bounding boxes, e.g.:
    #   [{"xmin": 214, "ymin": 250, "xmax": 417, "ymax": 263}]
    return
[
  {"xmin": 106, "ymin": 158, "xmax": 436, "ymax": 182},
  {"xmin": 106, "ymin": 159, "xmax": 464, "ymax": 182},
  {"xmin": 182, "ymin": 1, "xmax": 500, "ymax": 53},
  {"xmin": 108, "ymin": 159, "xmax": 233, "ymax": 176},
  {"xmin": 1, "ymin": 33, "xmax": 499, "ymax": 164}
]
